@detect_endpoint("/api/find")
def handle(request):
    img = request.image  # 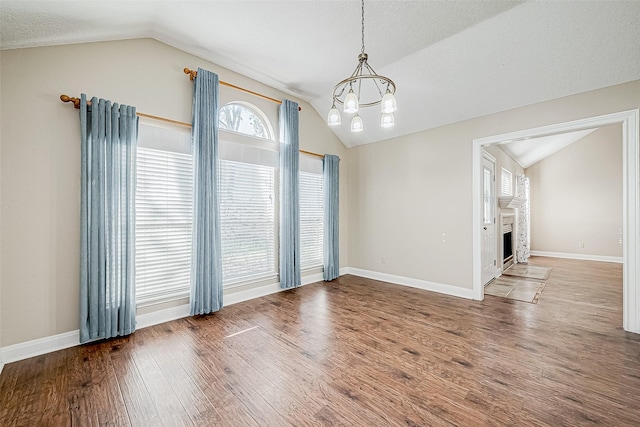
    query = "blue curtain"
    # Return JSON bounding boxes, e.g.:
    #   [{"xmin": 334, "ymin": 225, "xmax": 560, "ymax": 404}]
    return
[
  {"xmin": 79, "ymin": 94, "xmax": 137, "ymax": 343},
  {"xmin": 190, "ymin": 67, "xmax": 223, "ymax": 315},
  {"xmin": 323, "ymin": 154, "xmax": 340, "ymax": 281},
  {"xmin": 279, "ymin": 99, "xmax": 301, "ymax": 289}
]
